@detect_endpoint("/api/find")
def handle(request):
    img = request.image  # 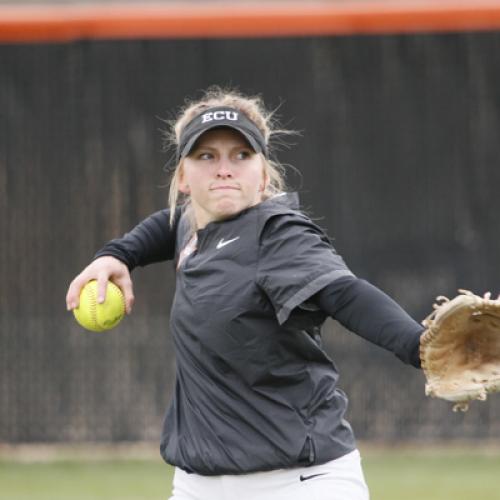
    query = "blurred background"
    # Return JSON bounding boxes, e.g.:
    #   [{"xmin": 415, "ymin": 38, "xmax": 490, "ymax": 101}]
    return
[{"xmin": 1, "ymin": 0, "xmax": 500, "ymax": 498}]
